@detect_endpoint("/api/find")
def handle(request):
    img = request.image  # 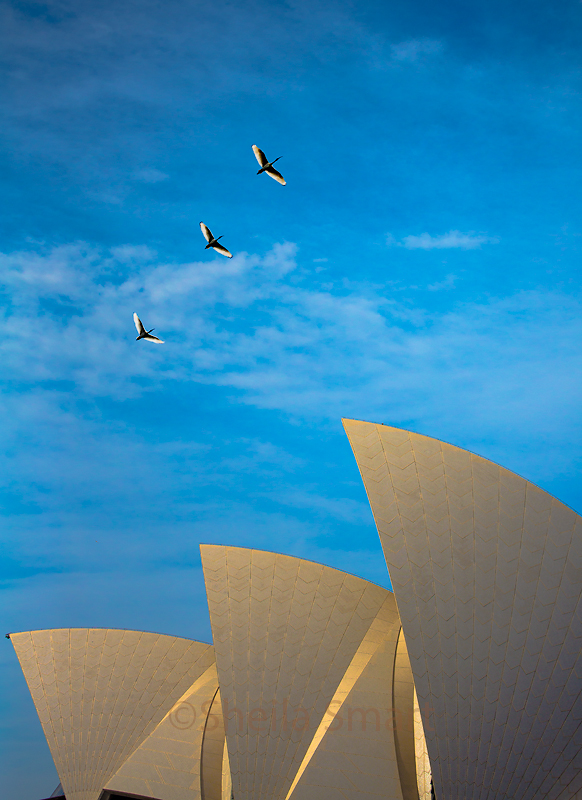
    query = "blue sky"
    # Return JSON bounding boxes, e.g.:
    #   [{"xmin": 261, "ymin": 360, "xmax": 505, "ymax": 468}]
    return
[{"xmin": 1, "ymin": 0, "xmax": 582, "ymax": 796}]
